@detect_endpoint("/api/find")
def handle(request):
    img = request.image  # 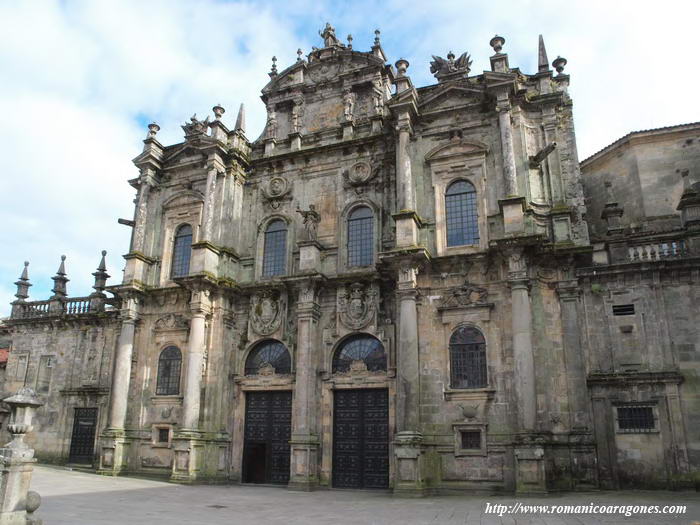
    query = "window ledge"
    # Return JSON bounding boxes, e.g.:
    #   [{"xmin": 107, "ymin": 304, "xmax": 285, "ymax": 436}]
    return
[
  {"xmin": 150, "ymin": 395, "xmax": 183, "ymax": 405},
  {"xmin": 444, "ymin": 388, "xmax": 495, "ymax": 401}
]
